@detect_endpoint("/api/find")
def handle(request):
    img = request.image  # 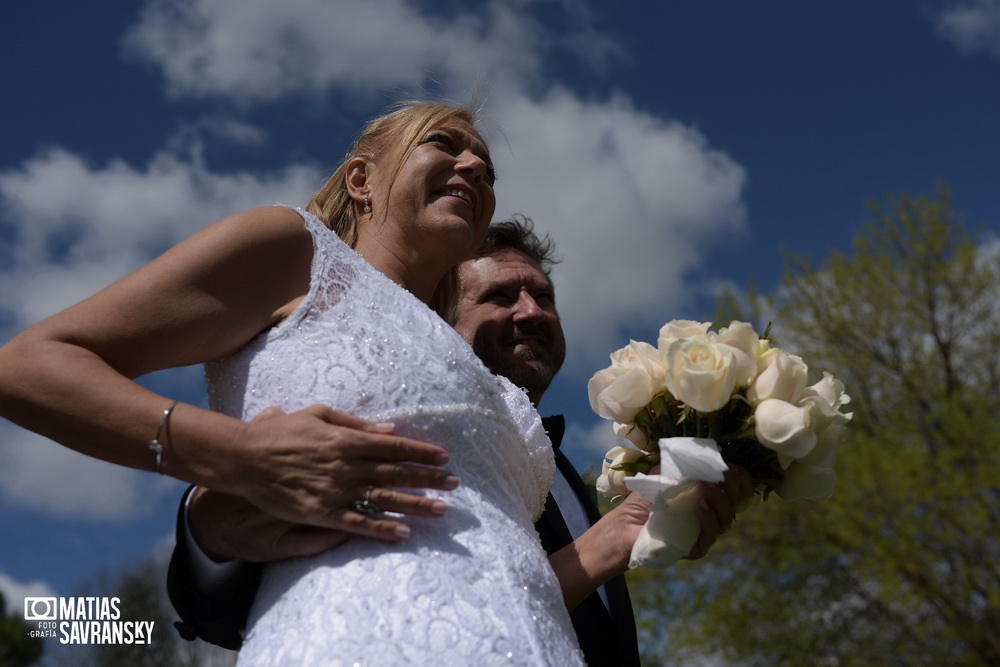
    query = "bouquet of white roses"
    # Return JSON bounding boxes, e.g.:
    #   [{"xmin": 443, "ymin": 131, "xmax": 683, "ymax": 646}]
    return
[{"xmin": 587, "ymin": 320, "xmax": 852, "ymax": 569}]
